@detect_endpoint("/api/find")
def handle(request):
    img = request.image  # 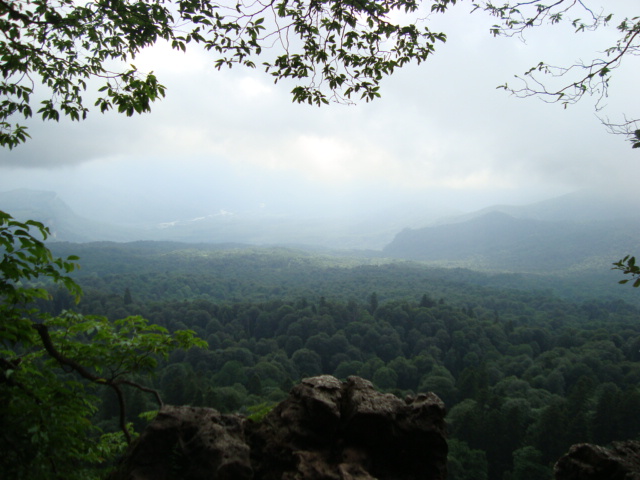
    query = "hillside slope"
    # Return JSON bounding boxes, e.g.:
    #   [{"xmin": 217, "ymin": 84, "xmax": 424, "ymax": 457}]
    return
[
  {"xmin": 0, "ymin": 189, "xmax": 140, "ymax": 242},
  {"xmin": 384, "ymin": 204, "xmax": 640, "ymax": 273}
]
